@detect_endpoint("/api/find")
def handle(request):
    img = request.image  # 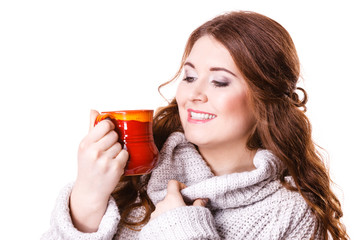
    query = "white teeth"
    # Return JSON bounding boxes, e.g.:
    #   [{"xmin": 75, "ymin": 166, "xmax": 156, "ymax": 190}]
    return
[{"xmin": 190, "ymin": 111, "xmax": 216, "ymax": 120}]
